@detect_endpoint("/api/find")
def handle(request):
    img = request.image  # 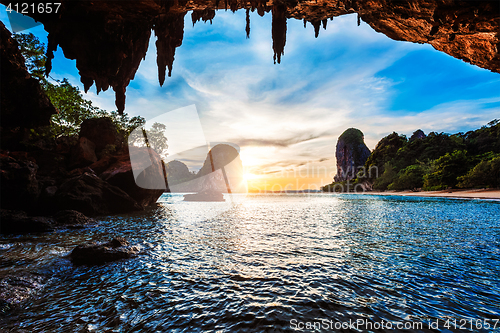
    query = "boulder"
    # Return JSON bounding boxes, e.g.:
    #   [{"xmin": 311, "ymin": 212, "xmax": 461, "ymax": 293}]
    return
[
  {"xmin": 79, "ymin": 118, "xmax": 121, "ymax": 153},
  {"xmin": 69, "ymin": 137, "xmax": 98, "ymax": 168},
  {"xmin": 100, "ymin": 147, "xmax": 165, "ymax": 208},
  {"xmin": 55, "ymin": 172, "xmax": 142, "ymax": 216},
  {"xmin": 0, "ymin": 210, "xmax": 54, "ymax": 234},
  {"xmin": 53, "ymin": 210, "xmax": 95, "ymax": 228},
  {"xmin": 0, "ymin": 153, "xmax": 40, "ymax": 210},
  {"xmin": 70, "ymin": 237, "xmax": 138, "ymax": 266},
  {"xmin": 0, "ymin": 273, "xmax": 46, "ymax": 313}
]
